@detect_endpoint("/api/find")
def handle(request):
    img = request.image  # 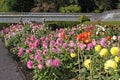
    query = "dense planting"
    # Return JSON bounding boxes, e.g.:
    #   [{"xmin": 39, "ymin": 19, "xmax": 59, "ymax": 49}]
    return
[{"xmin": 0, "ymin": 21, "xmax": 120, "ymax": 80}]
